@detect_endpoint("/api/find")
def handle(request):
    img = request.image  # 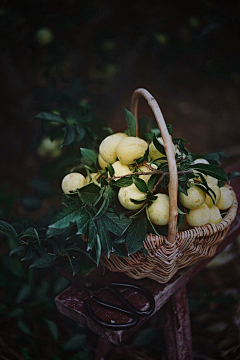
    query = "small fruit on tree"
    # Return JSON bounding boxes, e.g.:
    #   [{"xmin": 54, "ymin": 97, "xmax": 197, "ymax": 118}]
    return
[
  {"xmin": 216, "ymin": 187, "xmax": 234, "ymax": 210},
  {"xmin": 204, "ymin": 184, "xmax": 221, "ymax": 208},
  {"xmin": 110, "ymin": 161, "xmax": 132, "ymax": 177},
  {"xmin": 209, "ymin": 205, "xmax": 222, "ymax": 224},
  {"xmin": 116, "ymin": 137, "xmax": 148, "ymax": 165},
  {"xmin": 205, "ymin": 175, "xmax": 218, "ymax": 185},
  {"xmin": 148, "ymin": 193, "xmax": 169, "ymax": 226},
  {"xmin": 61, "ymin": 173, "xmax": 86, "ymax": 194},
  {"xmin": 186, "ymin": 203, "xmax": 211, "ymax": 227},
  {"xmin": 98, "ymin": 154, "xmax": 108, "ymax": 169},
  {"xmin": 149, "ymin": 137, "xmax": 175, "ymax": 161},
  {"xmin": 179, "ymin": 186, "xmax": 206, "ymax": 209},
  {"xmin": 99, "ymin": 133, "xmax": 128, "ymax": 164},
  {"xmin": 118, "ymin": 184, "xmax": 146, "ymax": 210},
  {"xmin": 138, "ymin": 163, "xmax": 157, "ymax": 183}
]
